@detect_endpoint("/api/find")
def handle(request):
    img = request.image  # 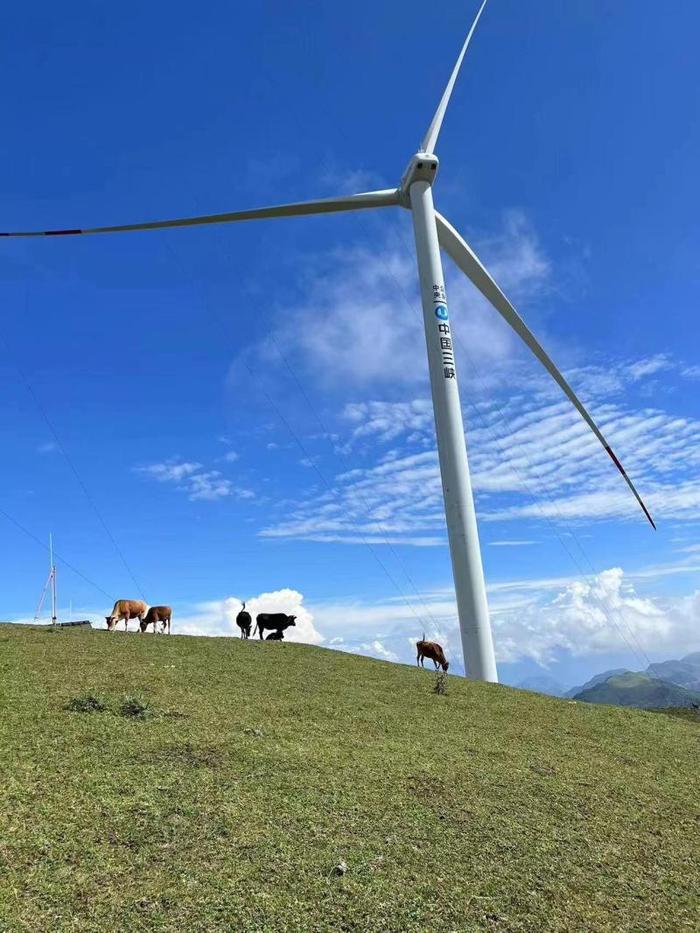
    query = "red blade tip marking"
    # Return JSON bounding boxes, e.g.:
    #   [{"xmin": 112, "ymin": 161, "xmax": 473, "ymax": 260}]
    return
[{"xmin": 605, "ymin": 445, "xmax": 656, "ymax": 529}]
